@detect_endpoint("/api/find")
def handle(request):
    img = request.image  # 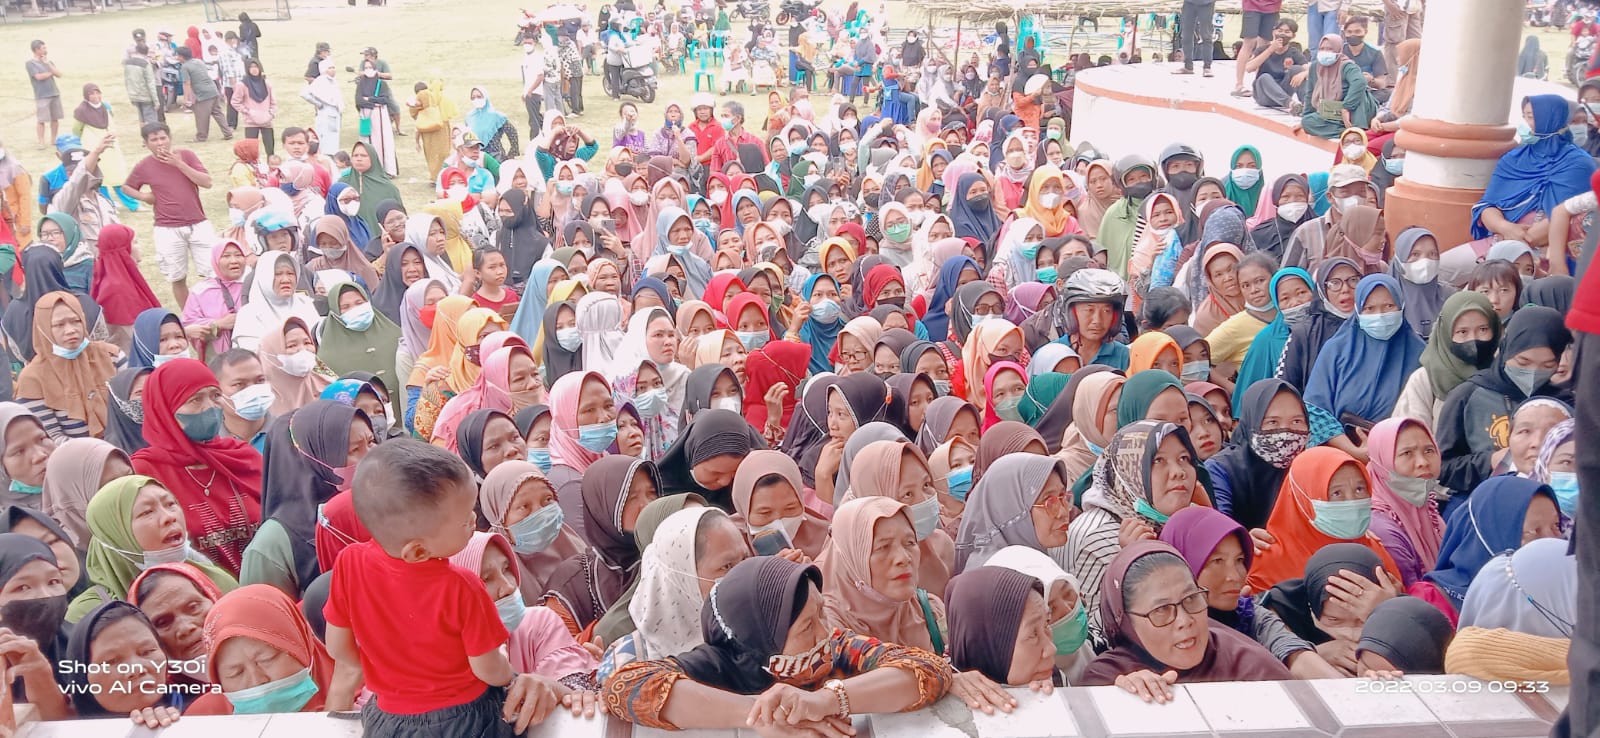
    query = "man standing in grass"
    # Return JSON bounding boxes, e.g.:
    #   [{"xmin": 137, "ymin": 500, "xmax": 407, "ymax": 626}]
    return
[
  {"xmin": 26, "ymin": 40, "xmax": 63, "ymax": 149},
  {"xmin": 124, "ymin": 122, "xmax": 215, "ymax": 309}
]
